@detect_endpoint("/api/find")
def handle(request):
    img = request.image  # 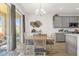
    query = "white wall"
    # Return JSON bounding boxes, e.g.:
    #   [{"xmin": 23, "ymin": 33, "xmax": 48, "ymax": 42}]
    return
[
  {"xmin": 26, "ymin": 14, "xmax": 53, "ymax": 37},
  {"xmin": 26, "ymin": 13, "xmax": 79, "ymax": 37},
  {"xmin": 25, "ymin": 14, "xmax": 29, "ymax": 33}
]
